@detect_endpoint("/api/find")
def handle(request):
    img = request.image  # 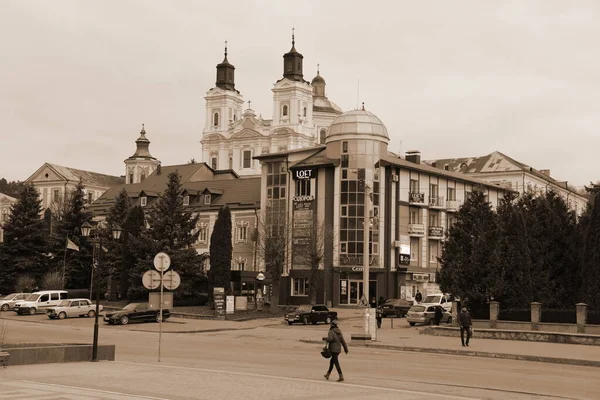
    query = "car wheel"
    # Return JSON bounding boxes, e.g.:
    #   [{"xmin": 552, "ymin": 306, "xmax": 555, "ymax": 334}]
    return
[
  {"xmin": 58, "ymin": 312, "xmax": 67, "ymax": 320},
  {"xmin": 302, "ymin": 316, "xmax": 309, "ymax": 325},
  {"xmin": 120, "ymin": 316, "xmax": 129, "ymax": 325},
  {"xmin": 409, "ymin": 322, "xmax": 416, "ymax": 326},
  {"xmin": 447, "ymin": 317, "xmax": 452, "ymax": 324},
  {"xmin": 288, "ymin": 321, "xmax": 293, "ymax": 325},
  {"xmin": 28, "ymin": 307, "xmax": 37, "ymax": 315},
  {"xmin": 87, "ymin": 310, "xmax": 95, "ymax": 318},
  {"xmin": 0, "ymin": 304, "xmax": 9, "ymax": 311},
  {"xmin": 325, "ymin": 317, "xmax": 332, "ymax": 324}
]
